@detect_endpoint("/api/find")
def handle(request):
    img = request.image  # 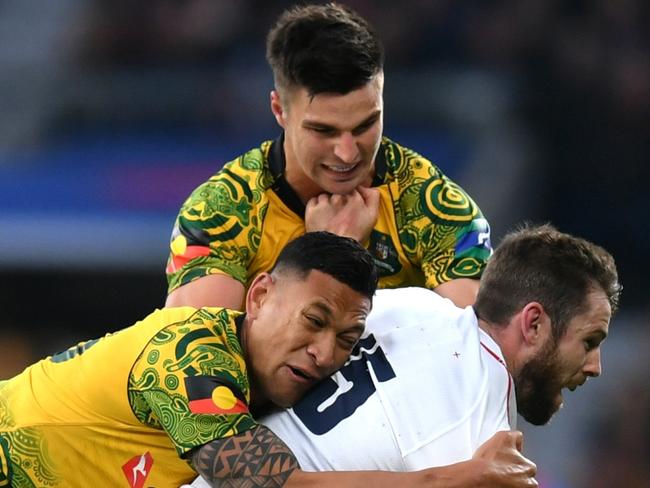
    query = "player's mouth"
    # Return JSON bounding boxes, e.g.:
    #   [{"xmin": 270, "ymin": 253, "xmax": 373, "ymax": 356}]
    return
[
  {"xmin": 287, "ymin": 365, "xmax": 317, "ymax": 384},
  {"xmin": 566, "ymin": 380, "xmax": 585, "ymax": 392},
  {"xmin": 322, "ymin": 162, "xmax": 360, "ymax": 178},
  {"xmin": 325, "ymin": 163, "xmax": 357, "ymax": 173}
]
